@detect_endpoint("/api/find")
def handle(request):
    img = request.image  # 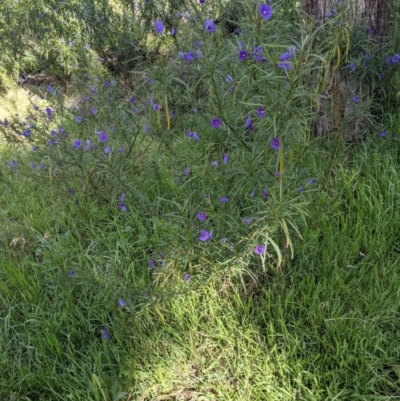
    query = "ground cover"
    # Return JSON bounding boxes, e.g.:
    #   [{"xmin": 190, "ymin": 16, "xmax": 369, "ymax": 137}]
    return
[{"xmin": 1, "ymin": 0, "xmax": 400, "ymax": 400}]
